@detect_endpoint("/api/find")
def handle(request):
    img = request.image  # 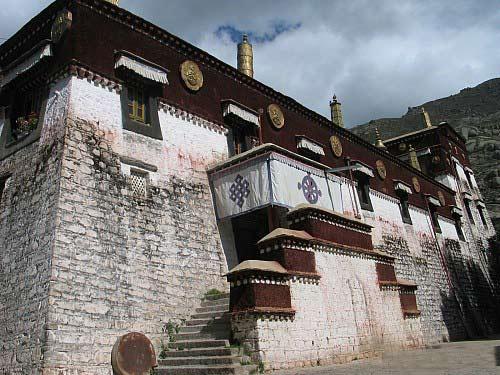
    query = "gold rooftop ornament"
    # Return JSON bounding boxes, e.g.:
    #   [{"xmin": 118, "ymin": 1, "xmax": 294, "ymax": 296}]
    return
[
  {"xmin": 329, "ymin": 135, "xmax": 343, "ymax": 158},
  {"xmin": 237, "ymin": 34, "xmax": 254, "ymax": 78},
  {"xmin": 374, "ymin": 128, "xmax": 387, "ymax": 150},
  {"xmin": 180, "ymin": 60, "xmax": 203, "ymax": 91},
  {"xmin": 421, "ymin": 107, "xmax": 433, "ymax": 128},
  {"xmin": 104, "ymin": 0, "xmax": 120, "ymax": 5},
  {"xmin": 409, "ymin": 144, "xmax": 421, "ymax": 171},
  {"xmin": 267, "ymin": 104, "xmax": 285, "ymax": 129},
  {"xmin": 329, "ymin": 94, "xmax": 344, "ymax": 128}
]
